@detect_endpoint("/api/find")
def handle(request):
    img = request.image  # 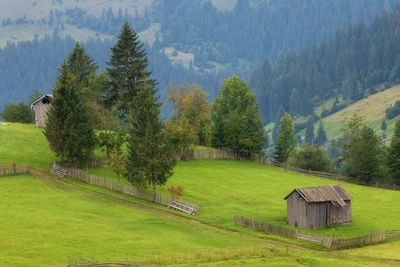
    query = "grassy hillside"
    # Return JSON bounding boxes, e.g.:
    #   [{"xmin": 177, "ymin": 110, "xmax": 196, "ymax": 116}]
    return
[
  {"xmin": 1, "ymin": 123, "xmax": 400, "ymax": 265},
  {"xmin": 295, "ymin": 85, "xmax": 400, "ymax": 142},
  {"xmin": 324, "ymin": 85, "xmax": 400, "ymax": 121},
  {"xmin": 0, "ymin": 175, "xmax": 265, "ymax": 266},
  {"xmin": 86, "ymin": 160, "xmax": 400, "ymax": 238}
]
